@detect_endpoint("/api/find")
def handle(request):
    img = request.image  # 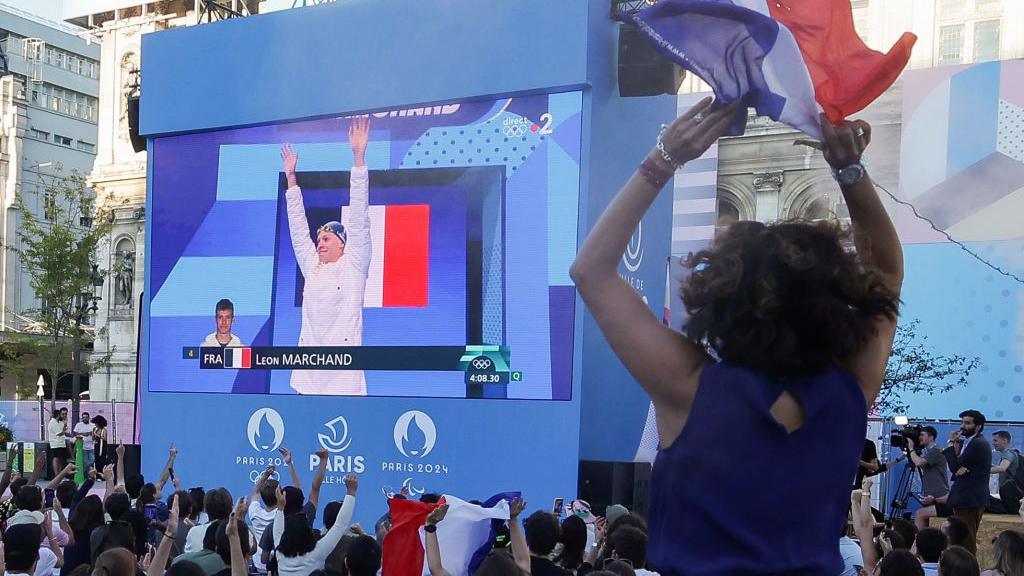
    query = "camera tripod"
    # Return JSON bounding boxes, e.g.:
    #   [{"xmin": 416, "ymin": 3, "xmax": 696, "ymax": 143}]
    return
[{"xmin": 887, "ymin": 449, "xmax": 921, "ymax": 524}]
